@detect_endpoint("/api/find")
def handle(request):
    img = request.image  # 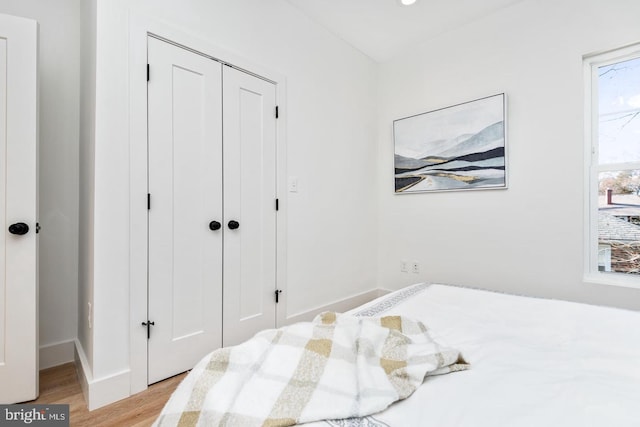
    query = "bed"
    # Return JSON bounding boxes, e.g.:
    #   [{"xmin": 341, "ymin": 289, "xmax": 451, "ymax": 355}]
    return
[{"xmin": 155, "ymin": 283, "xmax": 640, "ymax": 426}]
